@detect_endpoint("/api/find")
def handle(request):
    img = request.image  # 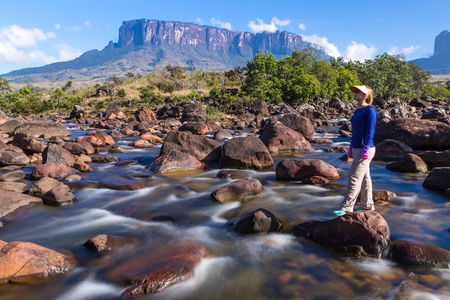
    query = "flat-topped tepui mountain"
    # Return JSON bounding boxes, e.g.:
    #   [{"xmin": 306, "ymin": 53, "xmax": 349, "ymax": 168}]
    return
[
  {"xmin": 3, "ymin": 19, "xmax": 327, "ymax": 85},
  {"xmin": 413, "ymin": 30, "xmax": 450, "ymax": 74}
]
